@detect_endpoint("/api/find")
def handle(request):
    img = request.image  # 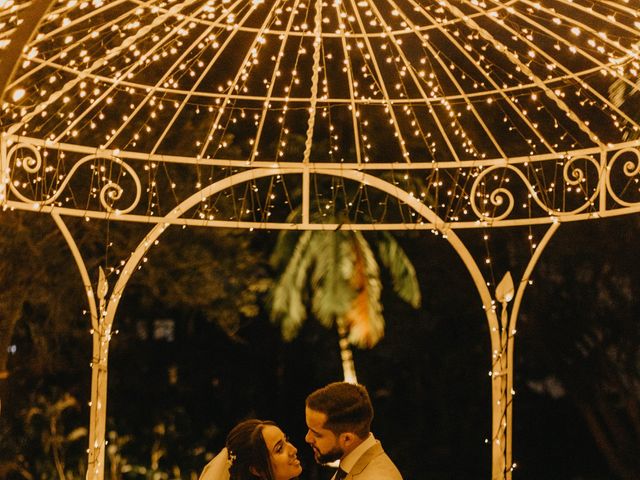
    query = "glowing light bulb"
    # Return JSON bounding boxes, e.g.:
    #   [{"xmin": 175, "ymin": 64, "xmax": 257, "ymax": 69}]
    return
[{"xmin": 11, "ymin": 88, "xmax": 25, "ymax": 102}]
